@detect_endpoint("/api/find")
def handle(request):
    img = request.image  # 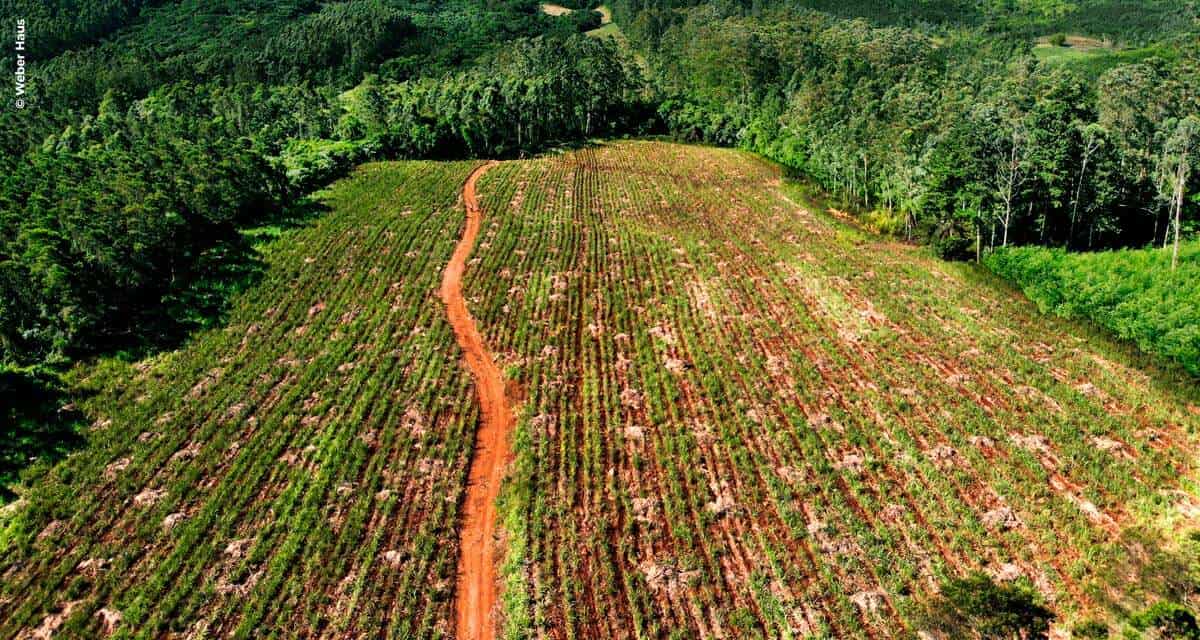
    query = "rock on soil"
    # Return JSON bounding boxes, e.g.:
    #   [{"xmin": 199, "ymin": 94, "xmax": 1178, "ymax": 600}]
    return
[
  {"xmin": 631, "ymin": 498, "xmax": 657, "ymax": 524},
  {"xmin": 850, "ymin": 590, "xmax": 887, "ymax": 614},
  {"xmin": 990, "ymin": 563, "xmax": 1023, "ymax": 582},
  {"xmin": 639, "ymin": 560, "xmax": 699, "ymax": 594},
  {"xmin": 104, "ymin": 457, "xmax": 131, "ymax": 480},
  {"xmin": 662, "ymin": 356, "xmax": 686, "ymax": 374},
  {"xmin": 402, "ymin": 405, "xmax": 428, "ymax": 436},
  {"xmin": 36, "ymin": 520, "xmax": 64, "ymax": 542},
  {"xmin": 96, "ymin": 607, "xmax": 122, "ymax": 634},
  {"xmin": 1009, "ymin": 432, "xmax": 1051, "ymax": 455},
  {"xmin": 170, "ymin": 441, "xmax": 201, "ymax": 463},
  {"xmin": 162, "ymin": 513, "xmax": 187, "ymax": 530},
  {"xmin": 968, "ymin": 435, "xmax": 995, "ymax": 448},
  {"xmin": 776, "ymin": 465, "xmax": 804, "ymax": 483},
  {"xmin": 132, "ymin": 488, "xmax": 167, "ymax": 507},
  {"xmin": 705, "ymin": 494, "xmax": 737, "ymax": 518},
  {"xmin": 982, "ymin": 506, "xmax": 1021, "ymax": 530},
  {"xmin": 29, "ymin": 600, "xmax": 81, "ymax": 639},
  {"xmin": 879, "ymin": 503, "xmax": 907, "ymax": 522},
  {"xmin": 1089, "ymin": 436, "xmax": 1125, "ymax": 453},
  {"xmin": 927, "ymin": 445, "xmax": 957, "ymax": 465},
  {"xmin": 76, "ymin": 557, "xmax": 110, "ymax": 576},
  {"xmin": 834, "ymin": 452, "xmax": 865, "ymax": 474},
  {"xmin": 530, "ymin": 413, "xmax": 556, "ymax": 436},
  {"xmin": 382, "ymin": 550, "xmax": 405, "ymax": 567},
  {"xmin": 620, "ymin": 388, "xmax": 644, "ymax": 410},
  {"xmin": 223, "ymin": 538, "xmax": 254, "ymax": 559}
]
